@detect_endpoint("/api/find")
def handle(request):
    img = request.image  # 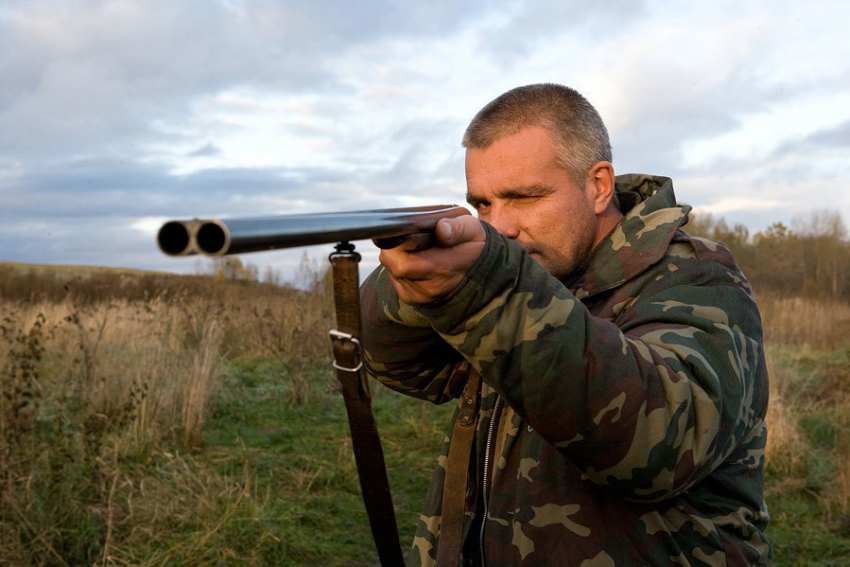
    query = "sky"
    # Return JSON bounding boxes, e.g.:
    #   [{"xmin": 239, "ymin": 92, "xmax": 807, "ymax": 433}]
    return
[{"xmin": 1, "ymin": 0, "xmax": 849, "ymax": 282}]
